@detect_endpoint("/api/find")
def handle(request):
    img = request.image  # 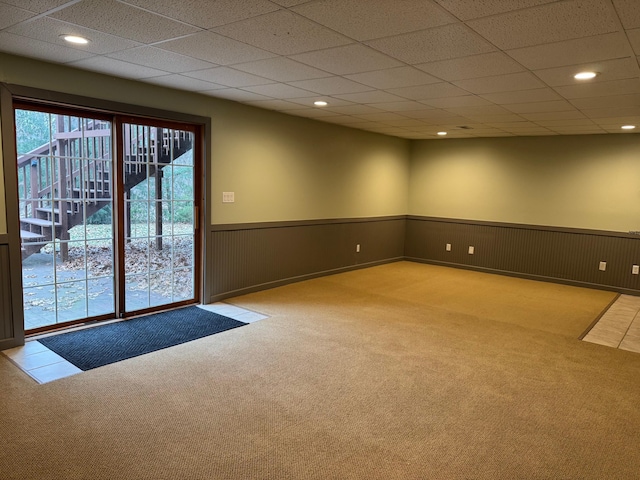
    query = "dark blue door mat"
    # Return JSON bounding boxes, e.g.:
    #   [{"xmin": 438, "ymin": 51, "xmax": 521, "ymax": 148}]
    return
[{"xmin": 39, "ymin": 306, "xmax": 246, "ymax": 371}]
